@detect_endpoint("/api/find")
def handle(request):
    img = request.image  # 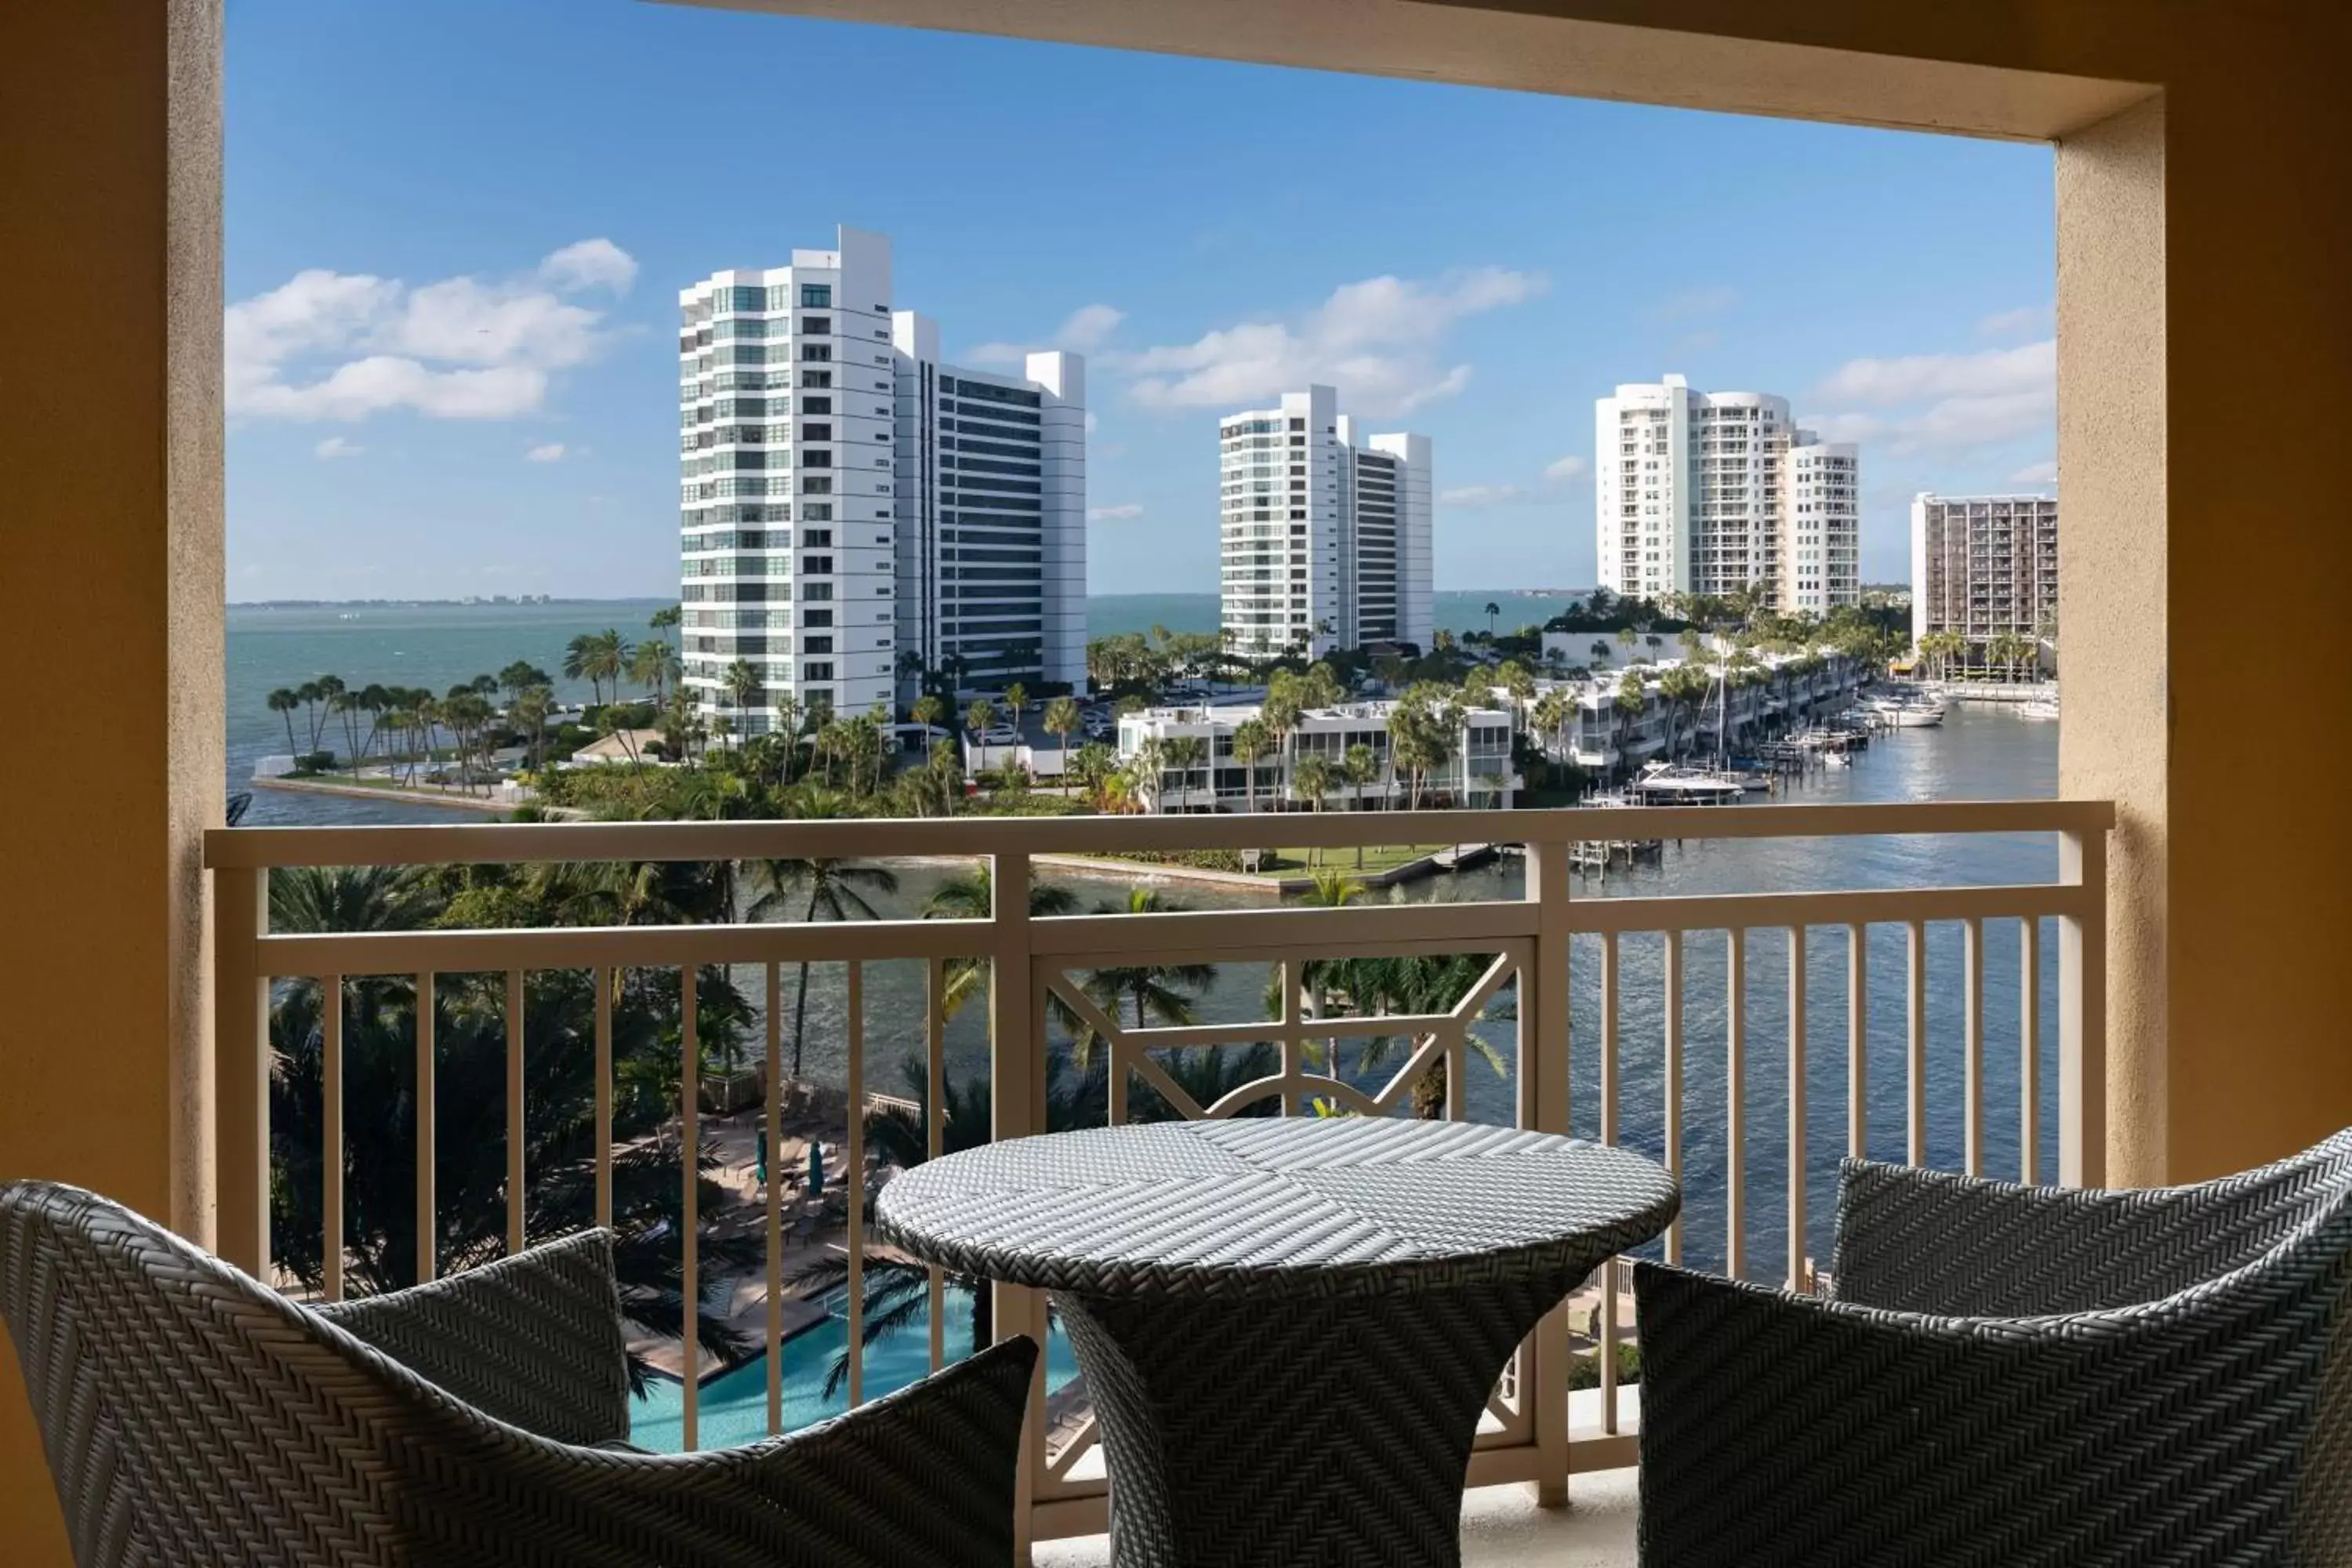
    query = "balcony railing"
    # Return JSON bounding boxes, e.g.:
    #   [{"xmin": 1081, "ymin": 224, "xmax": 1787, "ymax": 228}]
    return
[{"xmin": 205, "ymin": 799, "xmax": 2111, "ymax": 1547}]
